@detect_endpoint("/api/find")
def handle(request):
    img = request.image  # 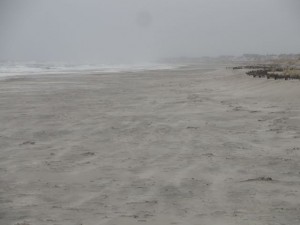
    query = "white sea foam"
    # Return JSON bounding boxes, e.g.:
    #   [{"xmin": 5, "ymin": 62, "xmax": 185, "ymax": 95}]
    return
[{"xmin": 0, "ymin": 61, "xmax": 180, "ymax": 78}]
